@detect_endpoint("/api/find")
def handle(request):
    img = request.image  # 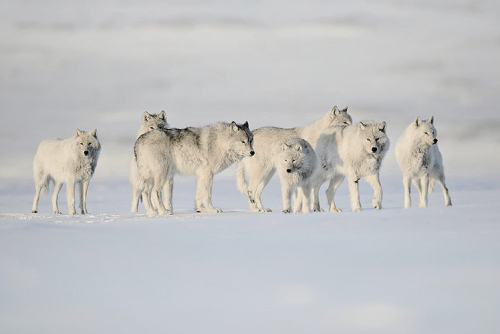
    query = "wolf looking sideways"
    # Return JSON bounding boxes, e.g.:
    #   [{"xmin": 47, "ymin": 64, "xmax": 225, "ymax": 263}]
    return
[
  {"xmin": 130, "ymin": 111, "xmax": 168, "ymax": 213},
  {"xmin": 236, "ymin": 106, "xmax": 351, "ymax": 212},
  {"xmin": 134, "ymin": 121, "xmax": 254, "ymax": 215},
  {"xmin": 395, "ymin": 116, "xmax": 451, "ymax": 209},
  {"xmin": 31, "ymin": 129, "xmax": 101, "ymax": 215}
]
